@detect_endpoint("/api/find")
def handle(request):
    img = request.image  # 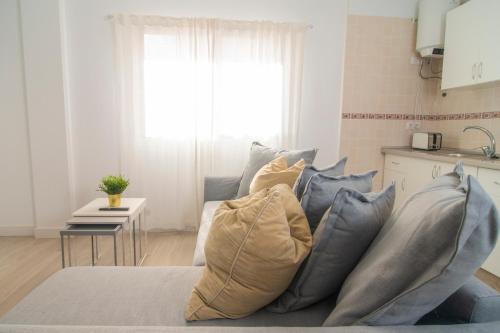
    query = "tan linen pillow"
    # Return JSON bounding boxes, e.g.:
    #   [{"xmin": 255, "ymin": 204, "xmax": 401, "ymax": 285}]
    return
[
  {"xmin": 249, "ymin": 156, "xmax": 305, "ymax": 194},
  {"xmin": 185, "ymin": 184, "xmax": 312, "ymax": 321}
]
